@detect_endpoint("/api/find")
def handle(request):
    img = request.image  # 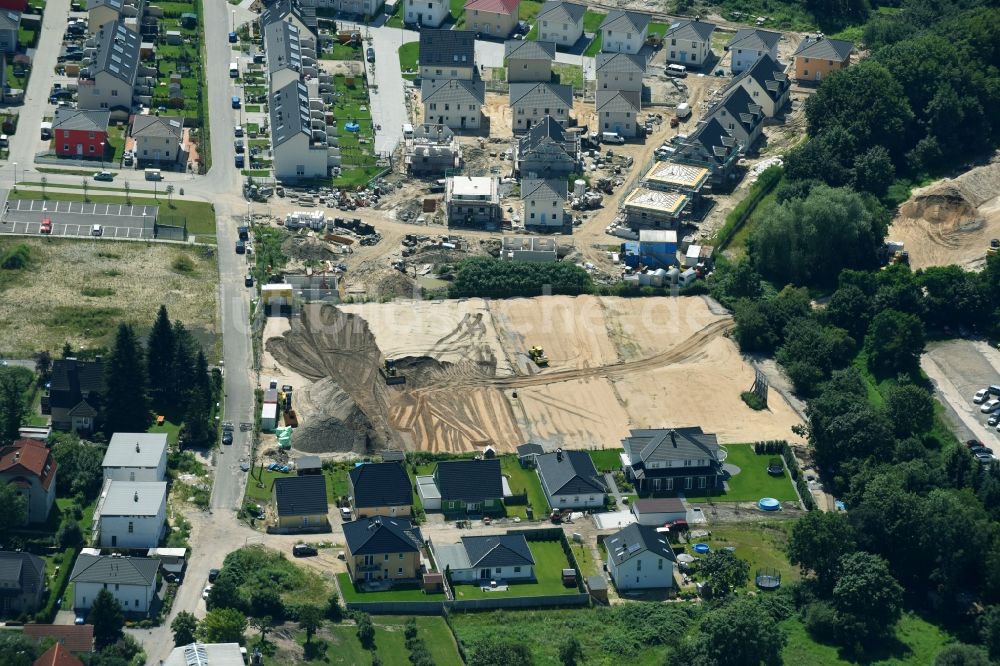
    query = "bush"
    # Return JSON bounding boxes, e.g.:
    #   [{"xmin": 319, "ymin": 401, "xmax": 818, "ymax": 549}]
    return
[
  {"xmin": 449, "ymin": 257, "xmax": 592, "ymax": 298},
  {"xmin": 803, "ymin": 601, "xmax": 839, "ymax": 643},
  {"xmin": 1, "ymin": 244, "xmax": 32, "ymax": 270},
  {"xmin": 741, "ymin": 391, "xmax": 766, "ymax": 410},
  {"xmin": 172, "ymin": 255, "xmax": 196, "ymax": 273}
]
